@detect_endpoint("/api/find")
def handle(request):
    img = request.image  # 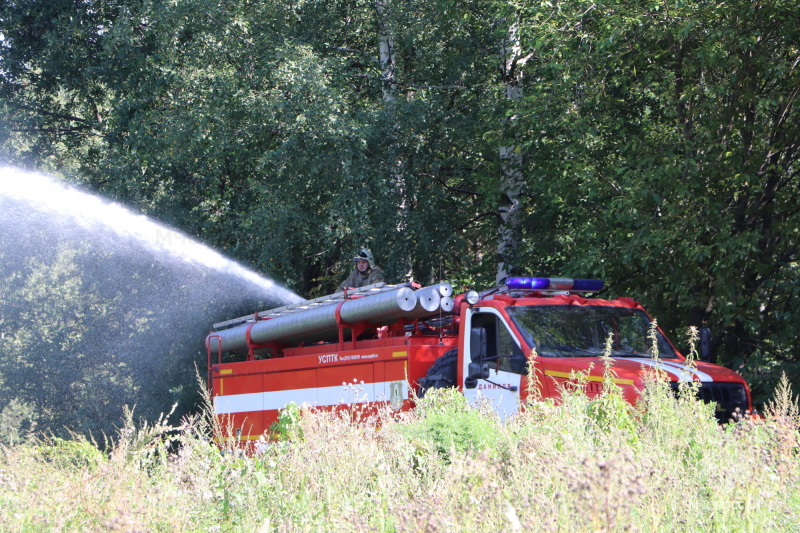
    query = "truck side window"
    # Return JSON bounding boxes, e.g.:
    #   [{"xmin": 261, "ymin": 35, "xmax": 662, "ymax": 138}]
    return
[
  {"xmin": 472, "ymin": 312, "xmax": 526, "ymax": 375},
  {"xmin": 497, "ymin": 321, "xmax": 526, "ymax": 375}
]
